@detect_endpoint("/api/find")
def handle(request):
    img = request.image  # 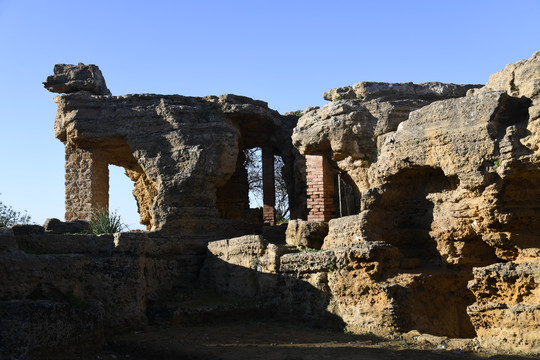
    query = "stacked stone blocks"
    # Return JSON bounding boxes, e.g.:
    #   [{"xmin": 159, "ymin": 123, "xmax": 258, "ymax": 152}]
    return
[{"xmin": 306, "ymin": 155, "xmax": 334, "ymax": 222}]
